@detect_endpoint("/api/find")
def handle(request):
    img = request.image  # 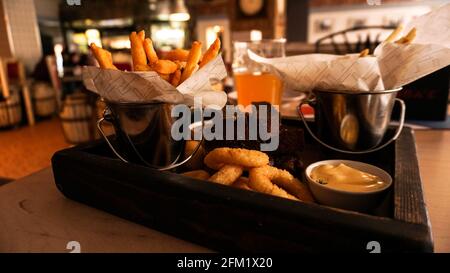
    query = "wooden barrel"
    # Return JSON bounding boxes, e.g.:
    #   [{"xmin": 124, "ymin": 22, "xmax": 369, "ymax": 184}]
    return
[
  {"xmin": 0, "ymin": 88, "xmax": 22, "ymax": 128},
  {"xmin": 59, "ymin": 93, "xmax": 94, "ymax": 144},
  {"xmin": 33, "ymin": 82, "xmax": 56, "ymax": 117}
]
